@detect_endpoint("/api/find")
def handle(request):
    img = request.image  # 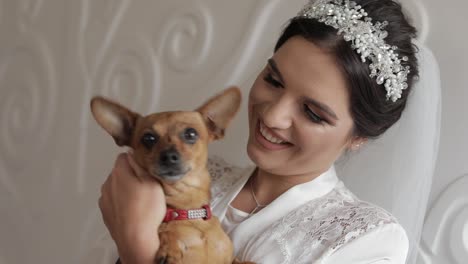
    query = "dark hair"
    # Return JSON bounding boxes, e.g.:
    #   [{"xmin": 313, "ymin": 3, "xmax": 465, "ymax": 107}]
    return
[{"xmin": 275, "ymin": 0, "xmax": 419, "ymax": 139}]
